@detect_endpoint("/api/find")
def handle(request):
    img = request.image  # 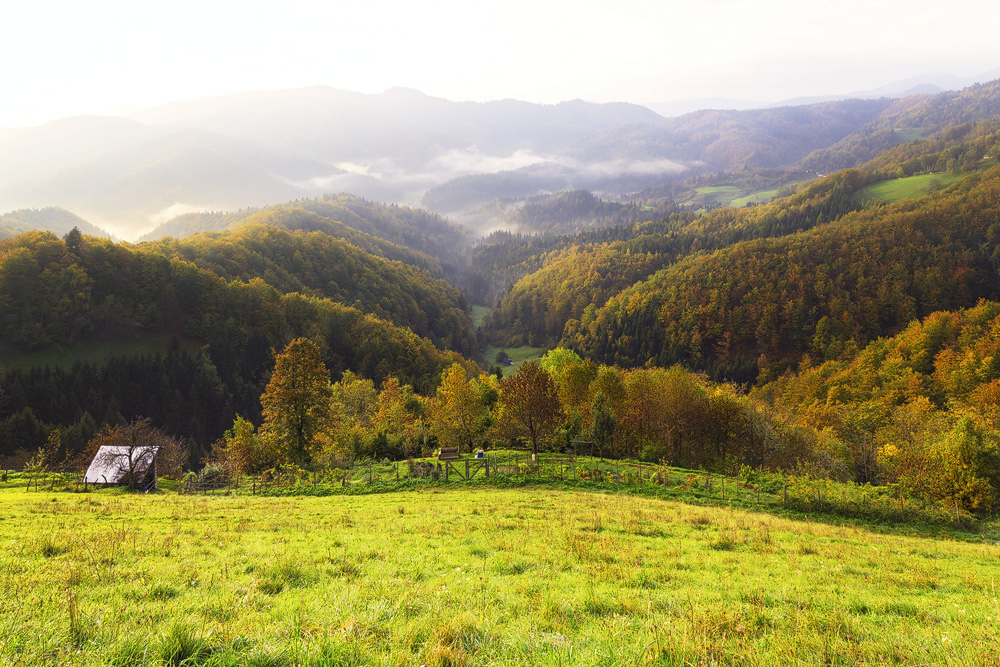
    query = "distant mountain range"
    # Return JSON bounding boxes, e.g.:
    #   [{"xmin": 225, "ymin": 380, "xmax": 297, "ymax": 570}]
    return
[
  {"xmin": 2, "ymin": 73, "xmax": 999, "ymax": 238},
  {"xmin": 644, "ymin": 68, "xmax": 1000, "ymax": 117},
  {"xmin": 0, "ymin": 88, "xmax": 669, "ymax": 237}
]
